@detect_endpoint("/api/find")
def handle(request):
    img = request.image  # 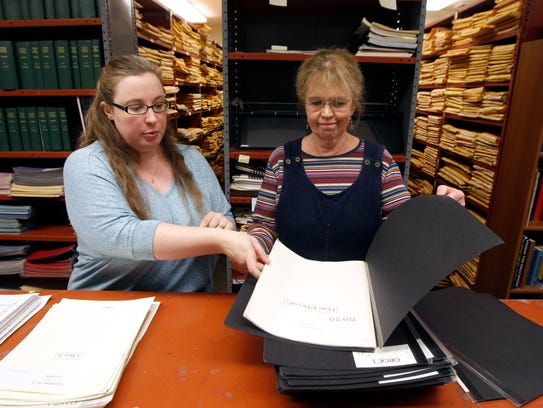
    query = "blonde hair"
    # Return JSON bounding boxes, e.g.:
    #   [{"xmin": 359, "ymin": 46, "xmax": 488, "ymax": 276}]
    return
[
  {"xmin": 78, "ymin": 54, "xmax": 203, "ymax": 220},
  {"xmin": 296, "ymin": 48, "xmax": 365, "ymax": 119}
]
